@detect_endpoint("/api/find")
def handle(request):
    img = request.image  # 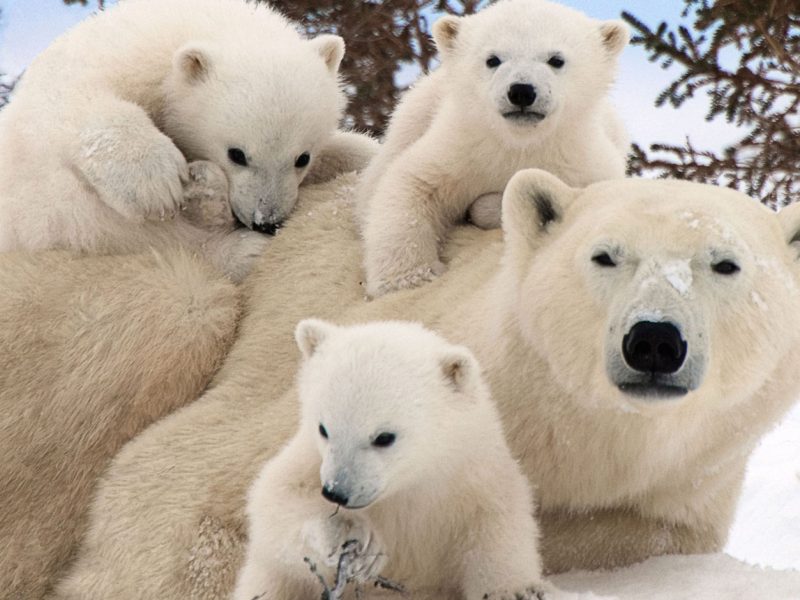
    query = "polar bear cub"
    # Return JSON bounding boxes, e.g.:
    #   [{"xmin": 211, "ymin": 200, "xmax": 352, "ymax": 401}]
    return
[
  {"xmin": 0, "ymin": 0, "xmax": 373, "ymax": 275},
  {"xmin": 359, "ymin": 0, "xmax": 630, "ymax": 296},
  {"xmin": 234, "ymin": 320, "xmax": 546, "ymax": 600}
]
